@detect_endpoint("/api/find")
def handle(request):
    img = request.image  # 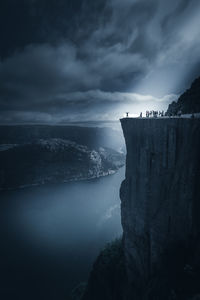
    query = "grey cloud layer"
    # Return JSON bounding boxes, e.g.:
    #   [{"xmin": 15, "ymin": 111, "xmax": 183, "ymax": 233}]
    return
[
  {"xmin": 0, "ymin": 0, "xmax": 200, "ymax": 123},
  {"xmin": 0, "ymin": 90, "xmax": 177, "ymax": 124}
]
